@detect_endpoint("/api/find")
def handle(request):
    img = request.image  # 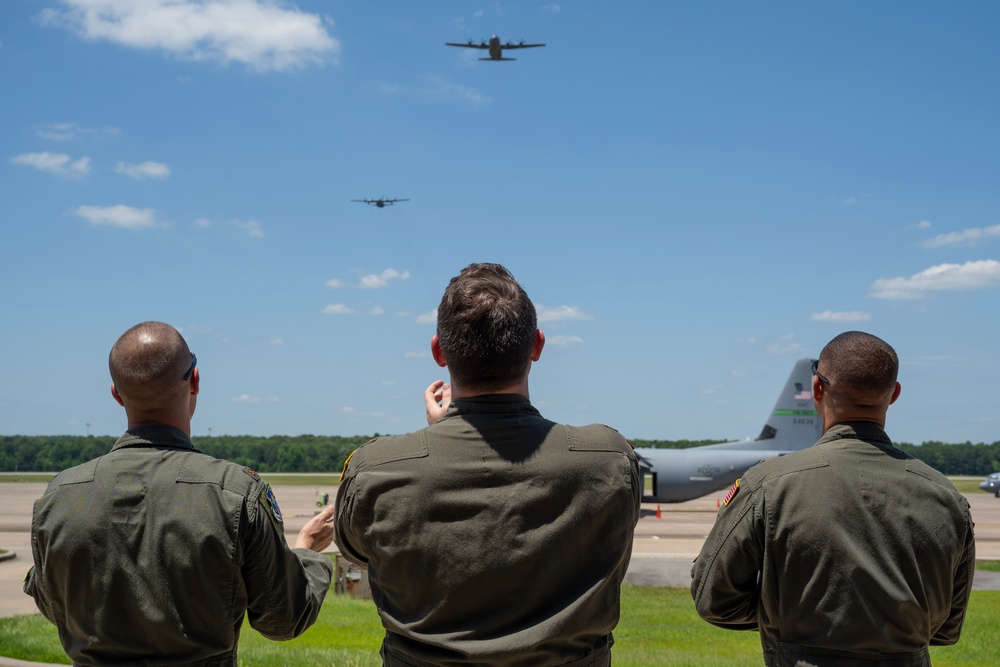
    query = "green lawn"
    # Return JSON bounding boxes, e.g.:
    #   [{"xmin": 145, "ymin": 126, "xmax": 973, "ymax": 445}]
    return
[{"xmin": 3, "ymin": 587, "xmax": 997, "ymax": 666}]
